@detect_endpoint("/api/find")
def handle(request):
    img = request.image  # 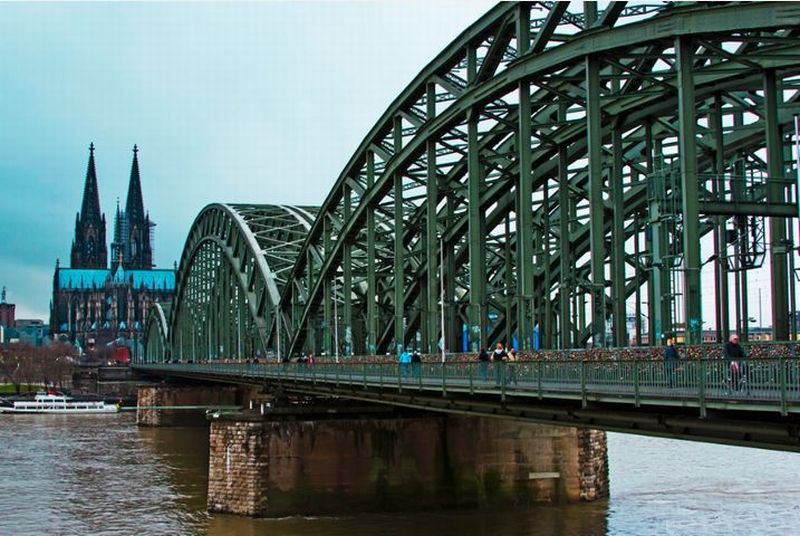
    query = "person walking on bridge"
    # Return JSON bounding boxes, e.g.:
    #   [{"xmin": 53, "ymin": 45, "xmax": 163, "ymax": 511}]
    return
[
  {"xmin": 478, "ymin": 348, "xmax": 490, "ymax": 381},
  {"xmin": 491, "ymin": 343, "xmax": 507, "ymax": 387},
  {"xmin": 662, "ymin": 338, "xmax": 680, "ymax": 388},
  {"xmin": 399, "ymin": 348, "xmax": 412, "ymax": 377},
  {"xmin": 724, "ymin": 334, "xmax": 747, "ymax": 393},
  {"xmin": 411, "ymin": 350, "xmax": 422, "ymax": 378},
  {"xmin": 506, "ymin": 348, "xmax": 519, "ymax": 387}
]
